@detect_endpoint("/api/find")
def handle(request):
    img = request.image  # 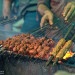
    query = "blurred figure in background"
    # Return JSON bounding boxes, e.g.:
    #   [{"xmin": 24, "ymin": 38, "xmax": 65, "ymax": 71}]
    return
[
  {"xmin": 3, "ymin": 0, "xmax": 20, "ymax": 32},
  {"xmin": 3, "ymin": 0, "xmax": 42, "ymax": 33}
]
